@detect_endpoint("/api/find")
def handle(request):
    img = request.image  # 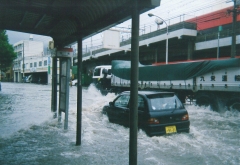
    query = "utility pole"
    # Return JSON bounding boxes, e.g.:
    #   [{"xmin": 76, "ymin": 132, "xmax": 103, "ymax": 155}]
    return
[{"xmin": 229, "ymin": 0, "xmax": 240, "ymax": 58}]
